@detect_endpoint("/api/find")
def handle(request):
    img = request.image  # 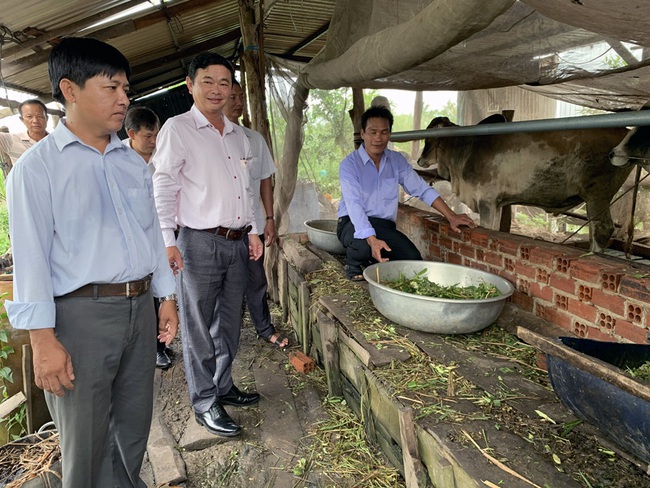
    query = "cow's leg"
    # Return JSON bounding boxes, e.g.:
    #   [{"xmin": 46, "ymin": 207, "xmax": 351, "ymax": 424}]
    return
[
  {"xmin": 587, "ymin": 201, "xmax": 615, "ymax": 253},
  {"xmin": 478, "ymin": 201, "xmax": 502, "ymax": 230},
  {"xmin": 499, "ymin": 205, "xmax": 512, "ymax": 233}
]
